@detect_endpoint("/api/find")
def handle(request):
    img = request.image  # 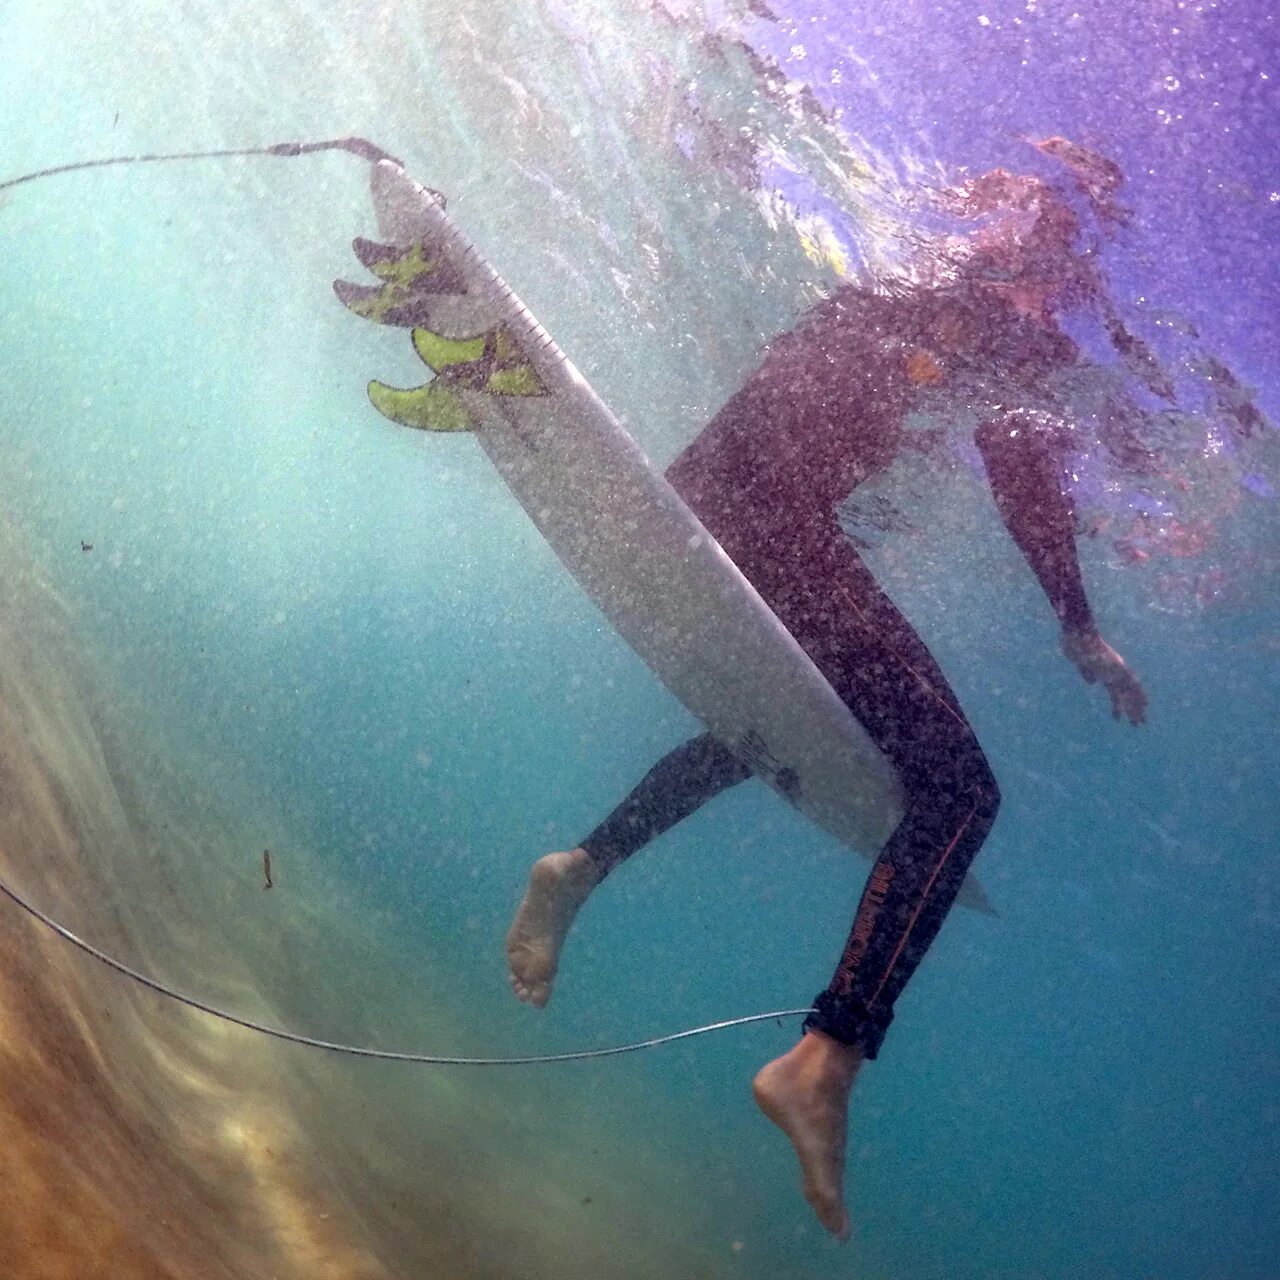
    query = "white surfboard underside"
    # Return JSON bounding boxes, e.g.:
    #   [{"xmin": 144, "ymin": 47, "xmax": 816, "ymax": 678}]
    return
[{"xmin": 367, "ymin": 160, "xmax": 996, "ymax": 913}]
